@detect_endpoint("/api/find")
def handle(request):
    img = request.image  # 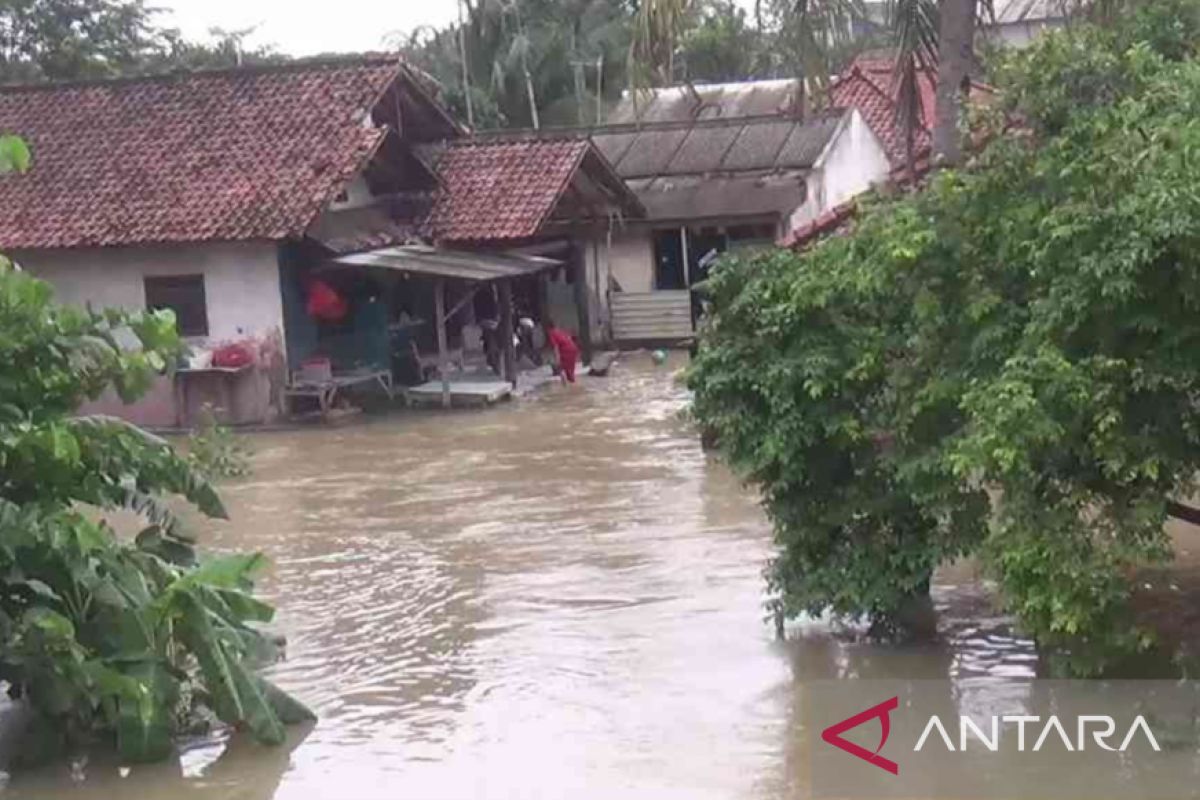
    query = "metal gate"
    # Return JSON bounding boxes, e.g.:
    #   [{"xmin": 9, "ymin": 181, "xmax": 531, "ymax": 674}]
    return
[{"xmin": 610, "ymin": 290, "xmax": 694, "ymax": 343}]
